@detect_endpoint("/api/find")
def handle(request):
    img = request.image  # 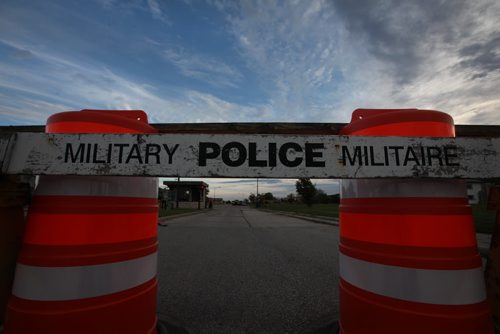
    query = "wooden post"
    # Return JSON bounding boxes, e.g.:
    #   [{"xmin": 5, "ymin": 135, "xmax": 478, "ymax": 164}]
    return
[
  {"xmin": 485, "ymin": 186, "xmax": 500, "ymax": 333},
  {"xmin": 0, "ymin": 176, "xmax": 32, "ymax": 324}
]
